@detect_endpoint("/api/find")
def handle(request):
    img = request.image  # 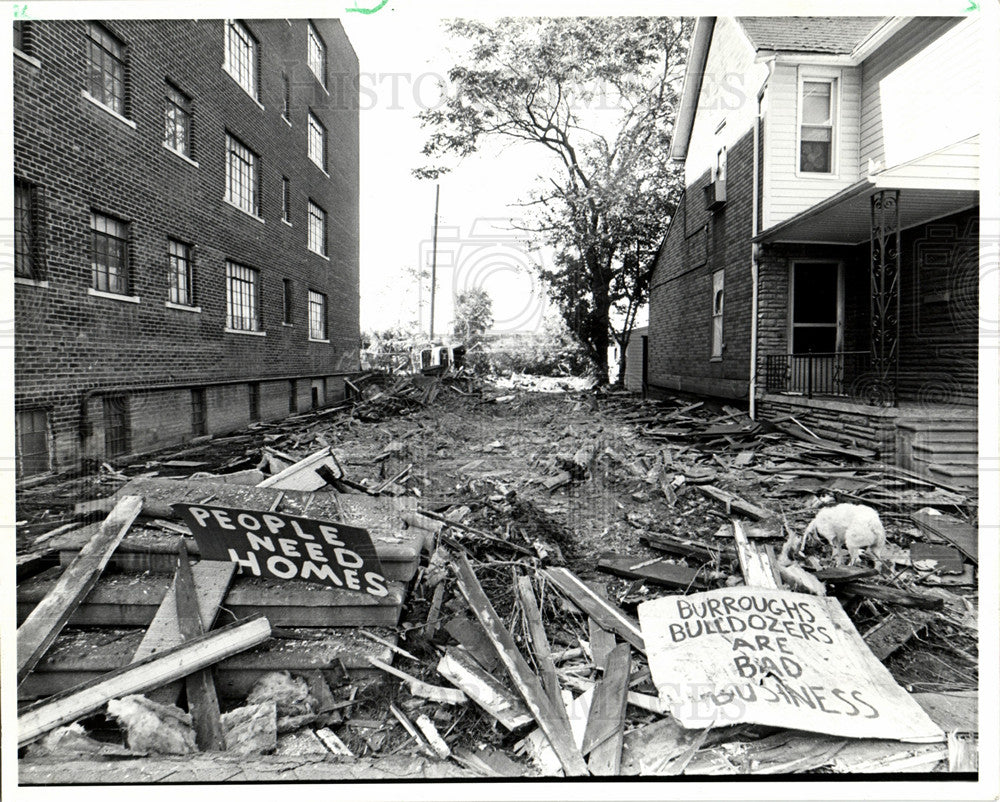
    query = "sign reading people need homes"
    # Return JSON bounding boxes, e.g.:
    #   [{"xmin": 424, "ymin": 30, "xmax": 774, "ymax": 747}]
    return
[
  {"xmin": 637, "ymin": 587, "xmax": 944, "ymax": 742},
  {"xmin": 173, "ymin": 504, "xmax": 388, "ymax": 598}
]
